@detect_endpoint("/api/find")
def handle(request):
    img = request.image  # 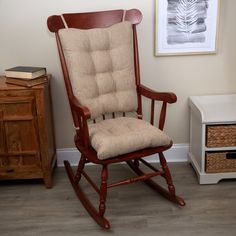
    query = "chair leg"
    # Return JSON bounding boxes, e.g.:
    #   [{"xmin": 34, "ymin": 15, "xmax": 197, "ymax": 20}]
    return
[
  {"xmin": 74, "ymin": 154, "xmax": 86, "ymax": 184},
  {"xmin": 134, "ymin": 159, "xmax": 139, "ymax": 168},
  {"xmin": 127, "ymin": 156, "xmax": 185, "ymax": 206},
  {"xmin": 99, "ymin": 165, "xmax": 108, "ymax": 217},
  {"xmin": 158, "ymin": 152, "xmax": 185, "ymax": 205},
  {"xmin": 64, "ymin": 159, "xmax": 110, "ymax": 229},
  {"xmin": 159, "ymin": 152, "xmax": 176, "ymax": 196}
]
